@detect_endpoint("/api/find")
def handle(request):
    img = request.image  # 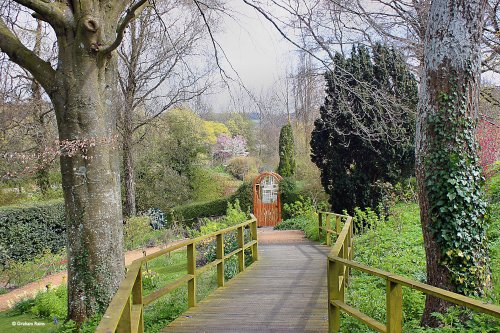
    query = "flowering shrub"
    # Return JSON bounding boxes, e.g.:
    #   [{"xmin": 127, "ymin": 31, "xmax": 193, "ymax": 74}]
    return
[
  {"xmin": 477, "ymin": 118, "xmax": 499, "ymax": 177},
  {"xmin": 213, "ymin": 134, "xmax": 248, "ymax": 162}
]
